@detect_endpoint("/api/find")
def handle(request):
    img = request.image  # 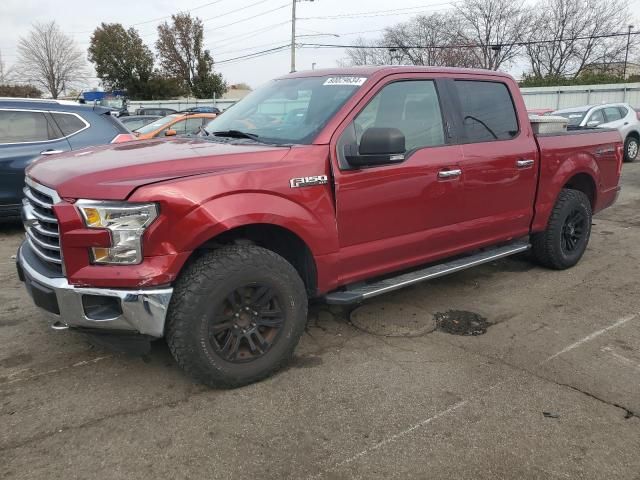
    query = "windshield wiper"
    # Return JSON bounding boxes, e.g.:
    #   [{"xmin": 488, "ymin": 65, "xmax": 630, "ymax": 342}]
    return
[{"xmin": 212, "ymin": 130, "xmax": 260, "ymax": 140}]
